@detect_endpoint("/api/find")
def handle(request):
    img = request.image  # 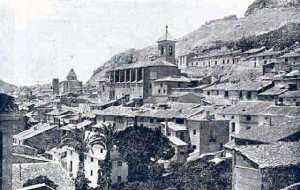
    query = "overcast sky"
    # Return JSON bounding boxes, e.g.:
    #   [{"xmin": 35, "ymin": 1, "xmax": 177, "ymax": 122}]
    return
[{"xmin": 1, "ymin": 0, "xmax": 254, "ymax": 86}]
